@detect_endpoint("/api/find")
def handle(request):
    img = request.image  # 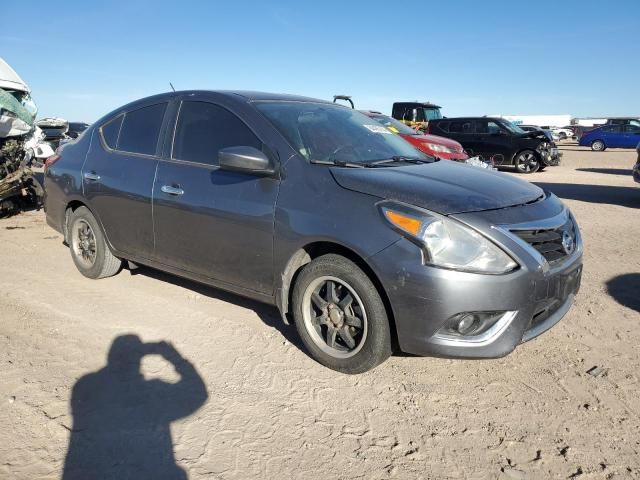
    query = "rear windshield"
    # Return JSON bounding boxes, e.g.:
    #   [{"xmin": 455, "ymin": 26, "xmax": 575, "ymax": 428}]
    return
[{"xmin": 256, "ymin": 102, "xmax": 426, "ymax": 164}]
